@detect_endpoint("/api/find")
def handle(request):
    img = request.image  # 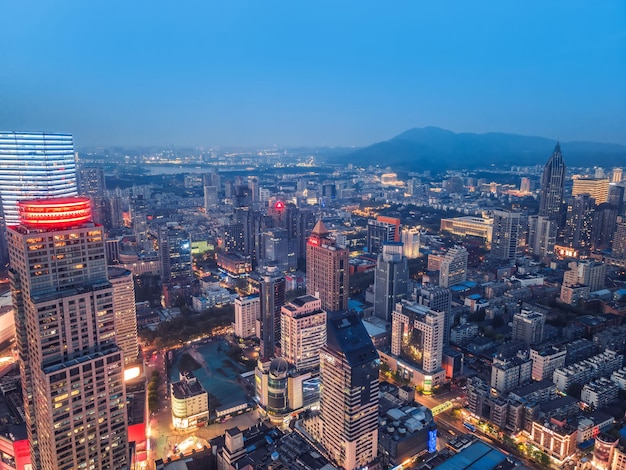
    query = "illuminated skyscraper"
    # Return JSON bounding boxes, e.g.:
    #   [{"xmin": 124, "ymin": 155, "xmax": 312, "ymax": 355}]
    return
[
  {"xmin": 158, "ymin": 225, "xmax": 192, "ymax": 282},
  {"xmin": 0, "ymin": 132, "xmax": 77, "ymax": 225},
  {"xmin": 8, "ymin": 197, "xmax": 128, "ymax": 469},
  {"xmin": 572, "ymin": 177, "xmax": 610, "ymax": 205},
  {"xmin": 563, "ymin": 194, "xmax": 595, "ymax": 250},
  {"xmin": 320, "ymin": 313, "xmax": 379, "ymax": 470},
  {"xmin": 280, "ymin": 295, "xmax": 326, "ymax": 371},
  {"xmin": 108, "ymin": 266, "xmax": 139, "ymax": 365},
  {"xmin": 0, "ymin": 132, "xmax": 78, "ymax": 264},
  {"xmin": 306, "ymin": 221, "xmax": 349, "ymax": 312}
]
